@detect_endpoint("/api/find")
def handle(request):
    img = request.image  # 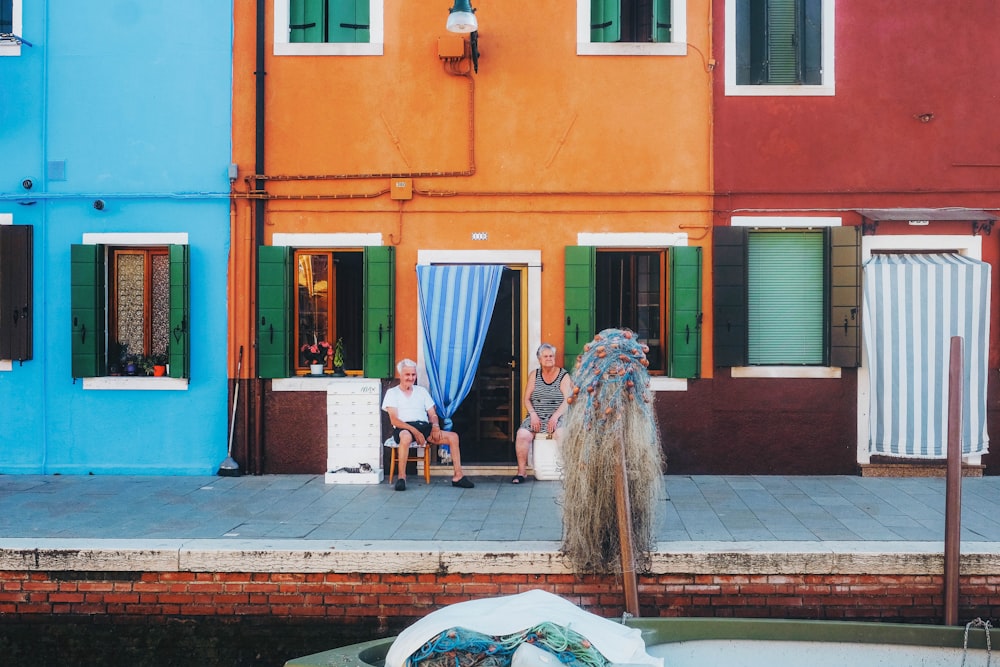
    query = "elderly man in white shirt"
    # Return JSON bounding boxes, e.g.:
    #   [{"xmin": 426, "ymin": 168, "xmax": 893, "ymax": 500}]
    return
[{"xmin": 381, "ymin": 358, "xmax": 474, "ymax": 491}]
